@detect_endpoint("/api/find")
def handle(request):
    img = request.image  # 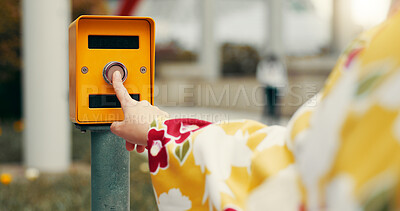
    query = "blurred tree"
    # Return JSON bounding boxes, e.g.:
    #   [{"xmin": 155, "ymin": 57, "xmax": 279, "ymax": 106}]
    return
[
  {"xmin": 222, "ymin": 43, "xmax": 260, "ymax": 77},
  {"xmin": 0, "ymin": 0, "xmax": 21, "ymax": 118},
  {"xmin": 0, "ymin": 0, "xmax": 108, "ymax": 118},
  {"xmin": 72, "ymin": 0, "xmax": 109, "ymax": 20},
  {"xmin": 155, "ymin": 40, "xmax": 197, "ymax": 62}
]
